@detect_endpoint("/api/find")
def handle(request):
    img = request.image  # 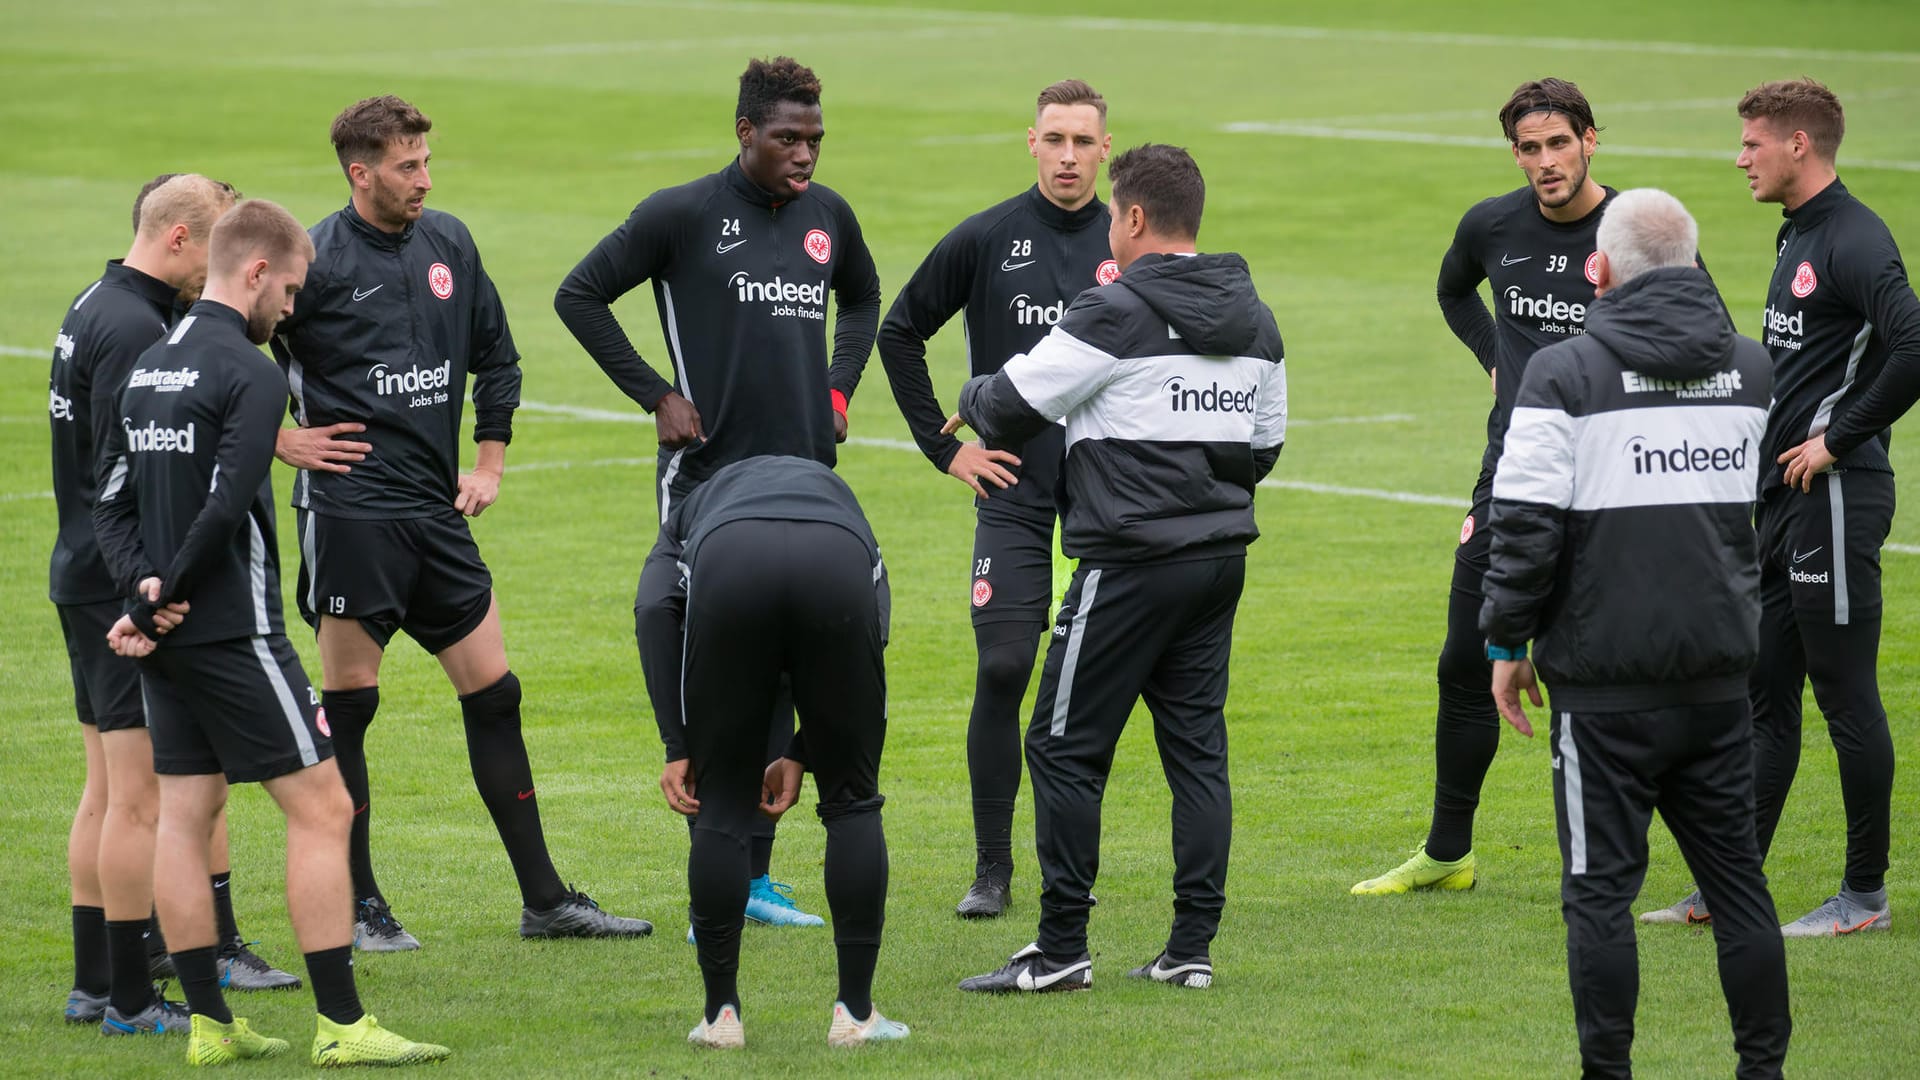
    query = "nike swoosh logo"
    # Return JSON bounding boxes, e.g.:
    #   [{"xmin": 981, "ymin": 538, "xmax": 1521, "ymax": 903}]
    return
[
  {"xmin": 1791, "ymin": 547, "xmax": 1823, "ymax": 564},
  {"xmin": 1500, "ymin": 254, "xmax": 1531, "ymax": 266},
  {"xmin": 1001, "ymin": 259, "xmax": 1036, "ymax": 272},
  {"xmin": 1015, "ymin": 961, "xmax": 1086, "ymax": 990},
  {"xmin": 716, "ymin": 239, "xmax": 749, "ymax": 254},
  {"xmin": 351, "ymin": 285, "xmax": 383, "ymax": 302},
  {"xmin": 517, "ymin": 788, "xmax": 536, "ymax": 800}
]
